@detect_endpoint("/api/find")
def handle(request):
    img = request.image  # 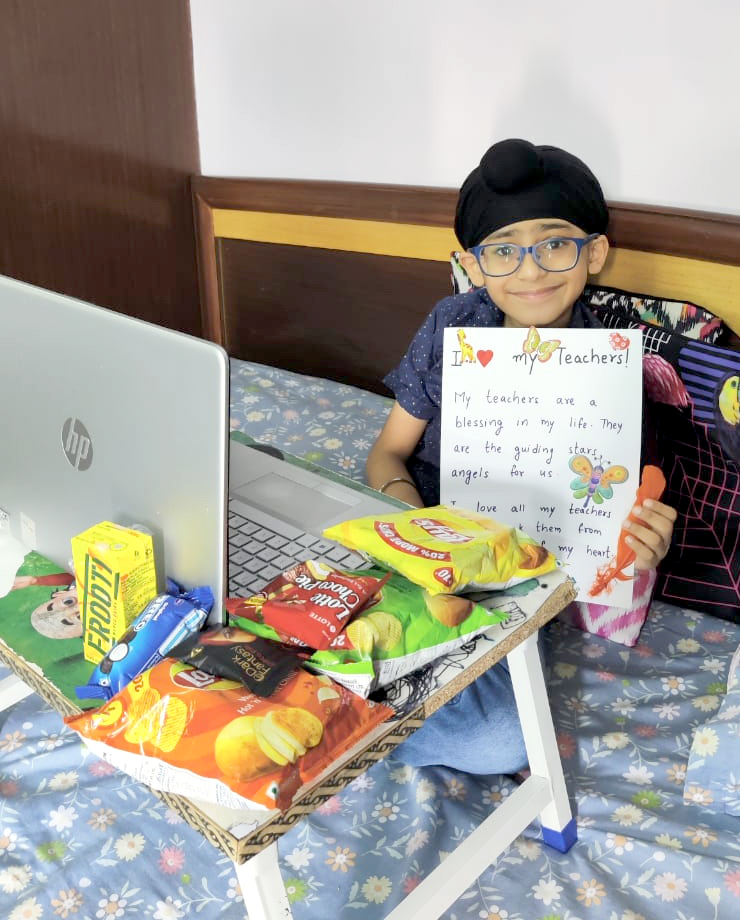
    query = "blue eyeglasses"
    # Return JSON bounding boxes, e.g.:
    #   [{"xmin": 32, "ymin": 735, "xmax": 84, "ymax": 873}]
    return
[{"xmin": 470, "ymin": 233, "xmax": 599, "ymax": 277}]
